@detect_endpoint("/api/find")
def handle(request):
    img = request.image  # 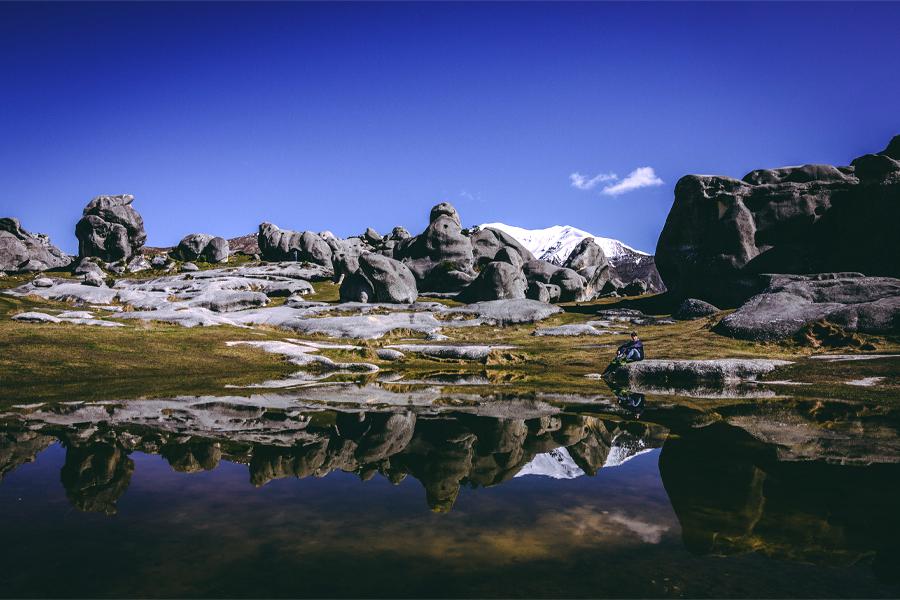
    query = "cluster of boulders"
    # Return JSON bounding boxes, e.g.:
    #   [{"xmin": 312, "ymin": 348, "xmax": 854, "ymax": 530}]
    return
[{"xmin": 254, "ymin": 201, "xmax": 619, "ymax": 306}]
